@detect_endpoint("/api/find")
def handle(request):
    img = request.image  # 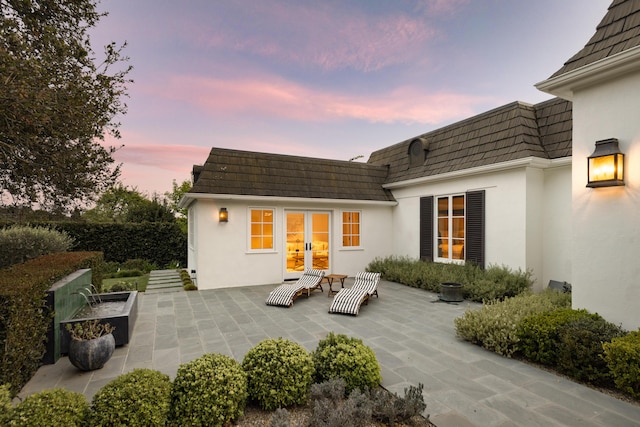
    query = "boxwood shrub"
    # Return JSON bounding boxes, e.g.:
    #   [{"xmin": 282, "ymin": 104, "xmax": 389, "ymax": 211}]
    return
[
  {"xmin": 455, "ymin": 290, "xmax": 571, "ymax": 357},
  {"xmin": 169, "ymin": 353, "xmax": 247, "ymax": 426},
  {"xmin": 242, "ymin": 338, "xmax": 314, "ymax": 410},
  {"xmin": 90, "ymin": 369, "xmax": 171, "ymax": 426},
  {"xmin": 0, "ymin": 384, "xmax": 12, "ymax": 425},
  {"xmin": 516, "ymin": 308, "xmax": 599, "ymax": 365},
  {"xmin": 9, "ymin": 388, "xmax": 88, "ymax": 427},
  {"xmin": 312, "ymin": 332, "xmax": 382, "ymax": 394},
  {"xmin": 603, "ymin": 330, "xmax": 640, "ymax": 398},
  {"xmin": 556, "ymin": 316, "xmax": 626, "ymax": 386}
]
